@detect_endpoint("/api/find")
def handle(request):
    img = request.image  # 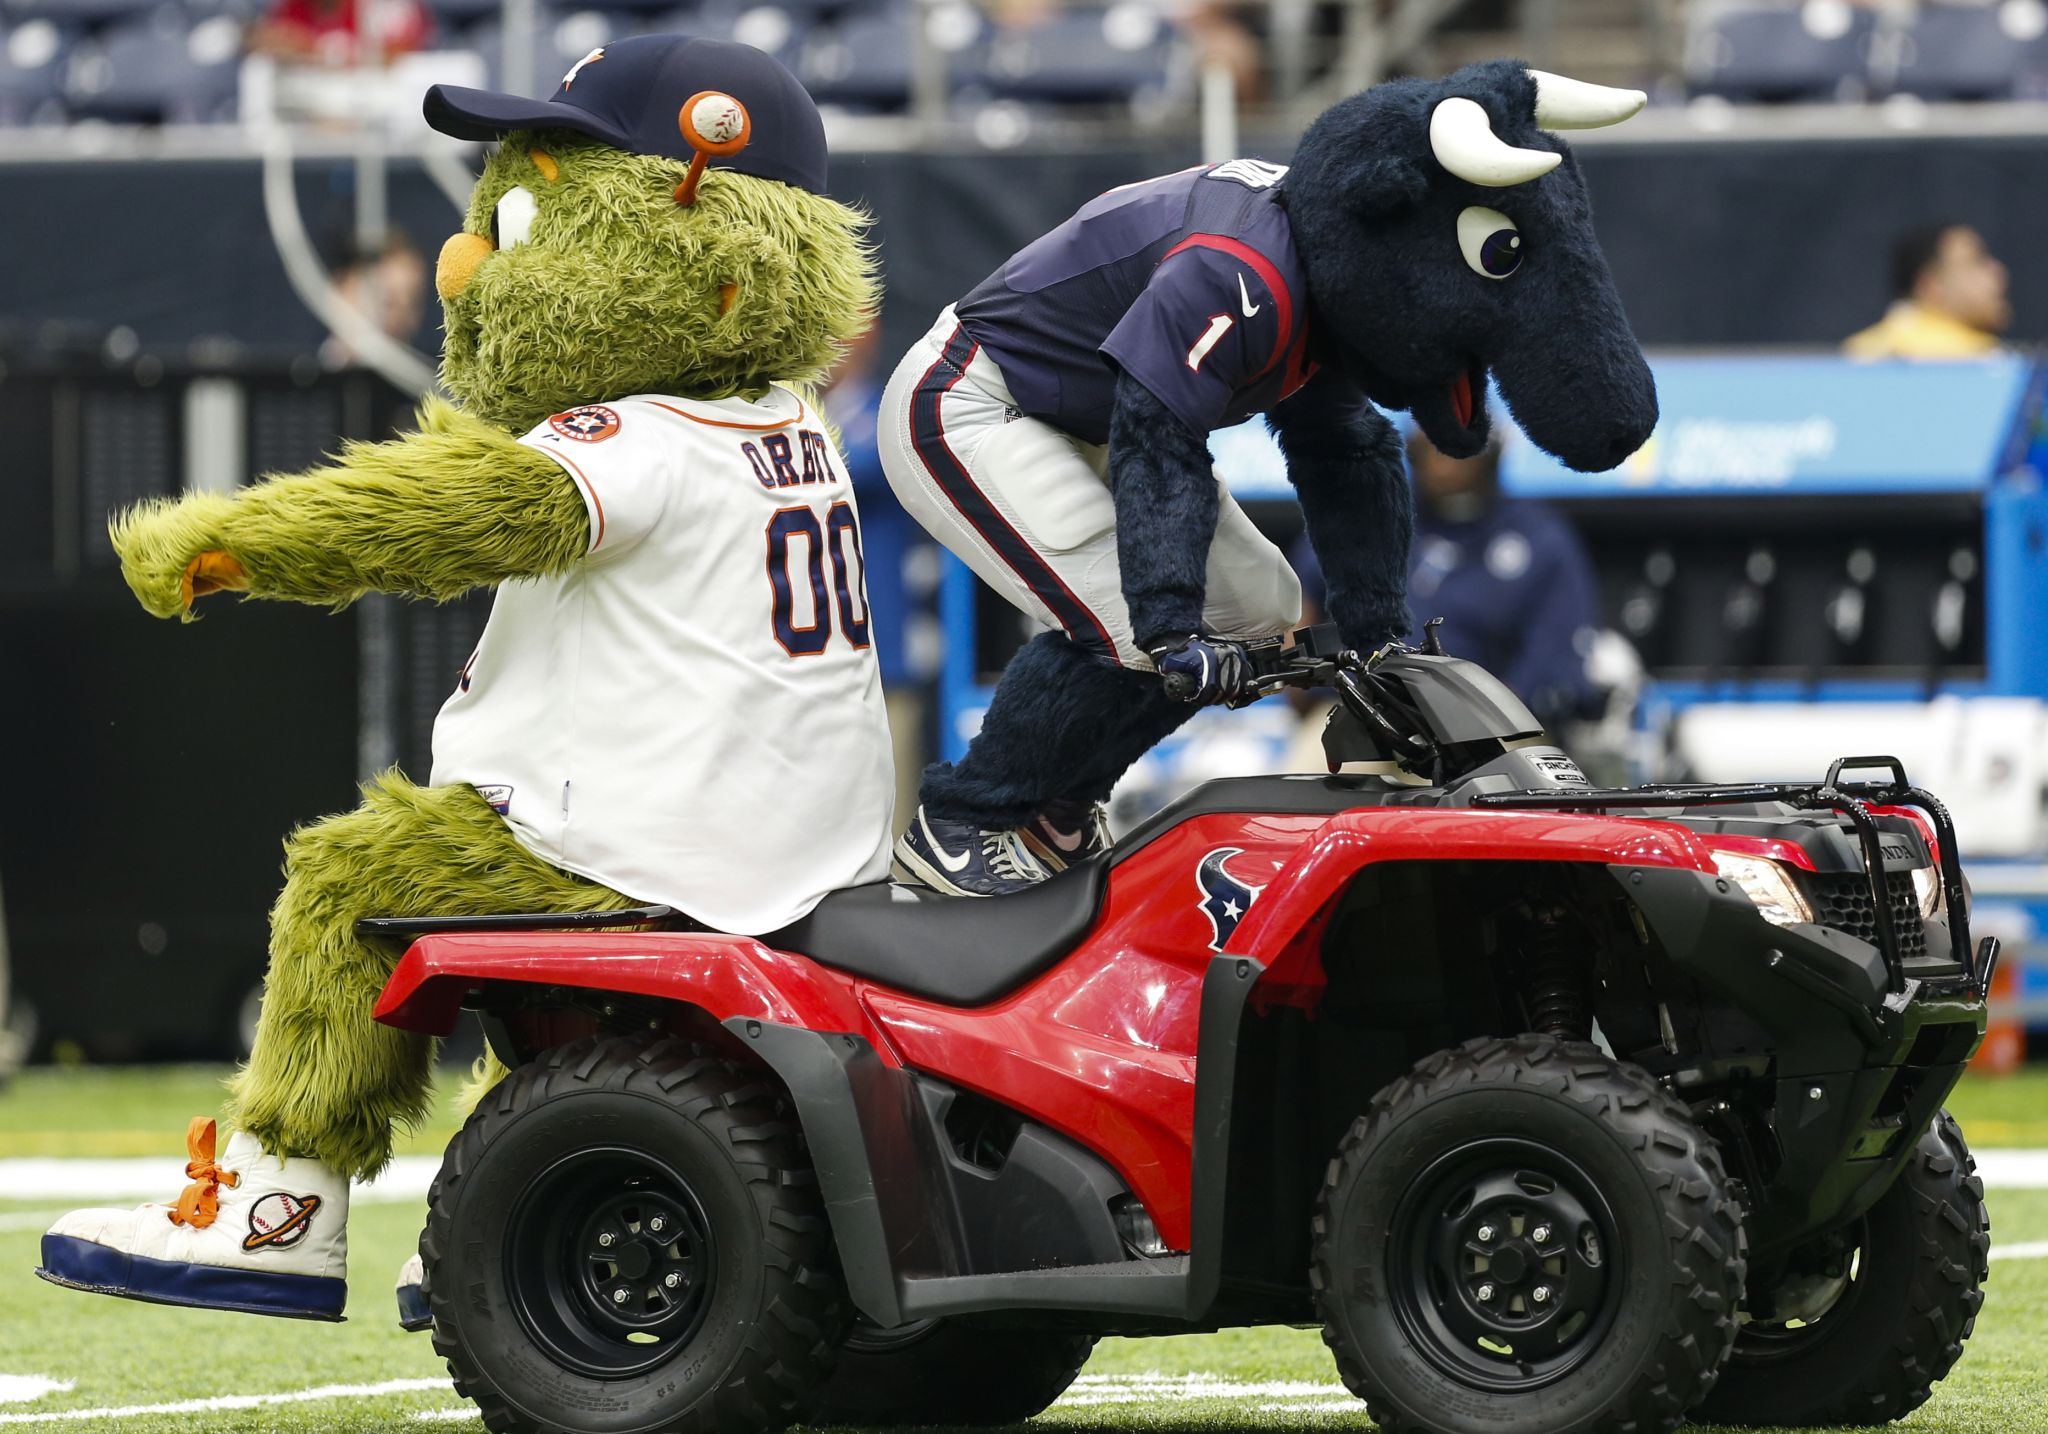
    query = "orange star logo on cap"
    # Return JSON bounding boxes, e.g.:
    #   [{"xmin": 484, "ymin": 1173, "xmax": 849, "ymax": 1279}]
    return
[{"xmin": 562, "ymin": 47, "xmax": 604, "ymax": 88}]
